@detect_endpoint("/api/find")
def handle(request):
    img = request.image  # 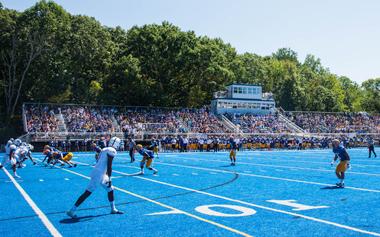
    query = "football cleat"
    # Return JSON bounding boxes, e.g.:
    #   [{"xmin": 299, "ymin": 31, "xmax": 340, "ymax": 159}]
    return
[
  {"xmin": 153, "ymin": 170, "xmax": 158, "ymax": 175},
  {"xmin": 66, "ymin": 210, "xmax": 77, "ymax": 218},
  {"xmin": 336, "ymin": 183, "xmax": 344, "ymax": 188},
  {"xmin": 111, "ymin": 209, "xmax": 124, "ymax": 215}
]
